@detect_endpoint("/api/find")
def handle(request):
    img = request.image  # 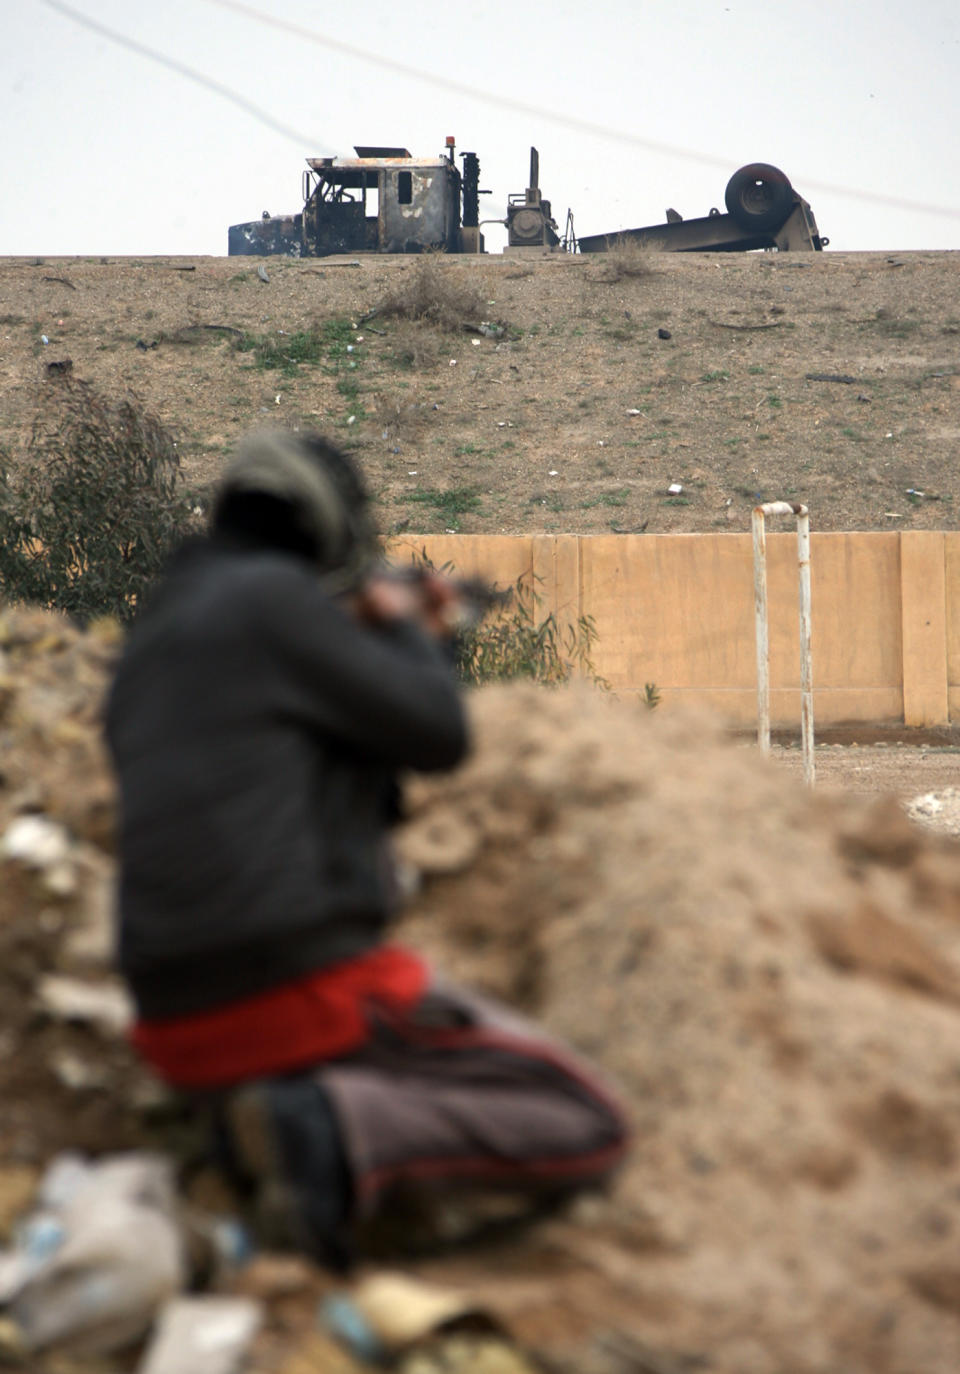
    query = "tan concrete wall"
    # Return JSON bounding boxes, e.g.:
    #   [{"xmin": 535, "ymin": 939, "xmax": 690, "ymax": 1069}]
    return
[{"xmin": 386, "ymin": 531, "xmax": 960, "ymax": 728}]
